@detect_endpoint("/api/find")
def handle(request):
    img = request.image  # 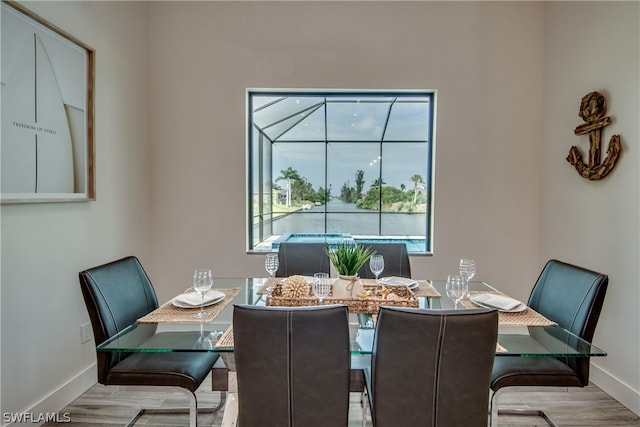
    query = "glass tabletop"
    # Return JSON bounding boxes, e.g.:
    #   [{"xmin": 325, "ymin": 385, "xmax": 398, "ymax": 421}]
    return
[{"xmin": 96, "ymin": 278, "xmax": 606, "ymax": 358}]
